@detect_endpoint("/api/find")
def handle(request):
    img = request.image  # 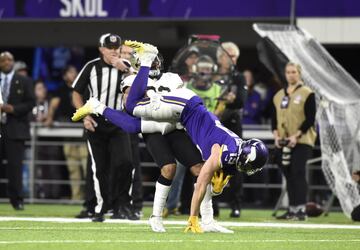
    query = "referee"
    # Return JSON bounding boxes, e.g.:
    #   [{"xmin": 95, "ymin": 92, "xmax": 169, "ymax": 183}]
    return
[{"xmin": 72, "ymin": 33, "xmax": 134, "ymax": 222}]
